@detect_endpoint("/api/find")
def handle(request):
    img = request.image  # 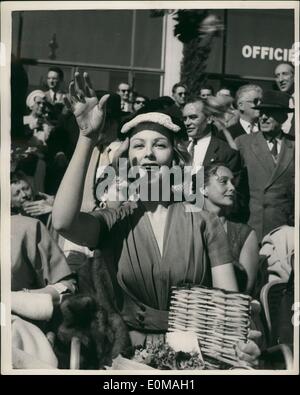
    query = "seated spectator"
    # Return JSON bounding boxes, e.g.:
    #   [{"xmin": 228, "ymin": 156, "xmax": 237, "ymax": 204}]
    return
[
  {"xmin": 10, "ymin": 171, "xmax": 65, "ymax": 249},
  {"xmin": 11, "ymin": 214, "xmax": 76, "ymax": 368},
  {"xmin": 201, "ymin": 163, "xmax": 259, "ymax": 294},
  {"xmin": 259, "ymin": 225, "xmax": 294, "ymax": 283},
  {"xmin": 11, "ymin": 171, "xmax": 54, "ymax": 221},
  {"xmin": 11, "ymin": 140, "xmax": 47, "ymax": 194}
]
